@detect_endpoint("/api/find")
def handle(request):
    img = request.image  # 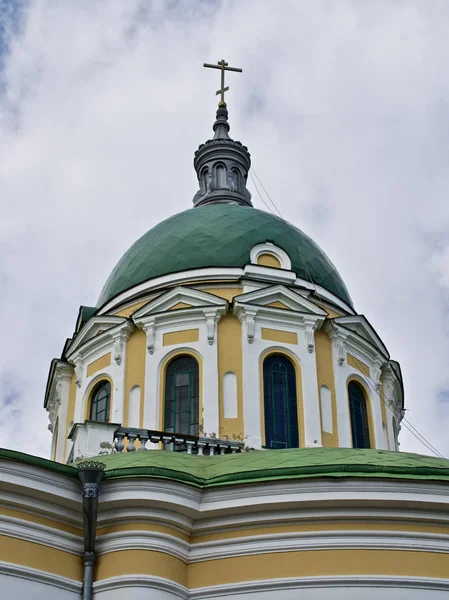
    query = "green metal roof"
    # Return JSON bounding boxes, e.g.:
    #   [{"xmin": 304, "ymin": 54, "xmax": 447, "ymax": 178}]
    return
[
  {"xmin": 97, "ymin": 447, "xmax": 449, "ymax": 487},
  {"xmin": 2, "ymin": 447, "xmax": 449, "ymax": 488},
  {"xmin": 97, "ymin": 204, "xmax": 353, "ymax": 308}
]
